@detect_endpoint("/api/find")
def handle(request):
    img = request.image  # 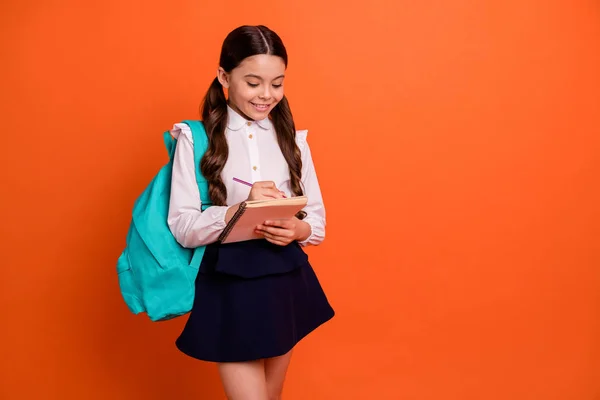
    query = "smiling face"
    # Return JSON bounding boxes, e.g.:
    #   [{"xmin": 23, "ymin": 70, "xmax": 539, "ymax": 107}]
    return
[{"xmin": 217, "ymin": 54, "xmax": 286, "ymax": 121}]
